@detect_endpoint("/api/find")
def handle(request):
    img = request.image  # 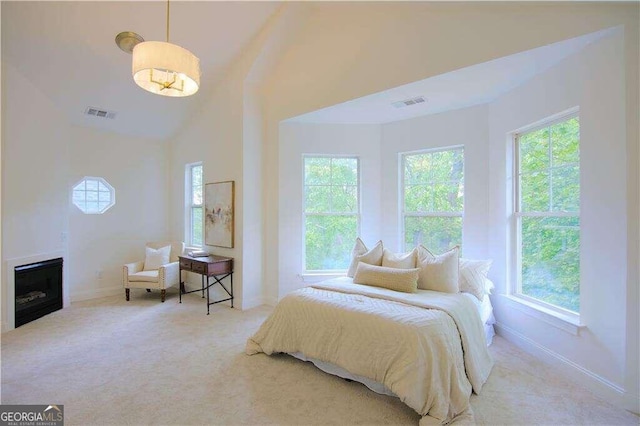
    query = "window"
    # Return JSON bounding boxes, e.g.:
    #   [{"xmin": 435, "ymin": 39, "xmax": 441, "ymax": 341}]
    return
[
  {"xmin": 187, "ymin": 163, "xmax": 203, "ymax": 247},
  {"xmin": 401, "ymin": 147, "xmax": 464, "ymax": 253},
  {"xmin": 72, "ymin": 177, "xmax": 115, "ymax": 214},
  {"xmin": 303, "ymin": 156, "xmax": 359, "ymax": 272},
  {"xmin": 513, "ymin": 113, "xmax": 580, "ymax": 314}
]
